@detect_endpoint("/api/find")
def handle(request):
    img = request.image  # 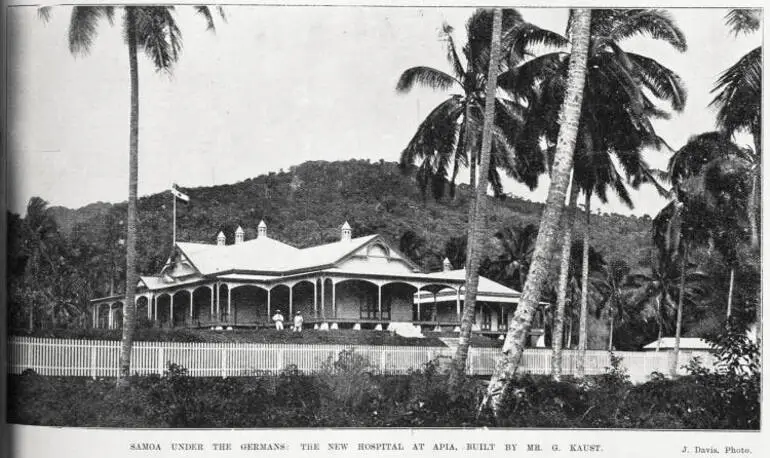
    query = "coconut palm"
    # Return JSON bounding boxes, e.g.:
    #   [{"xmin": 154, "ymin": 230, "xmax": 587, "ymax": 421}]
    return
[
  {"xmin": 506, "ymin": 8, "xmax": 685, "ymax": 378},
  {"xmin": 485, "ymin": 224, "xmax": 538, "ymax": 291},
  {"xmin": 594, "ymin": 258, "xmax": 631, "ymax": 350},
  {"xmin": 449, "ymin": 8, "xmax": 504, "ymax": 390},
  {"xmin": 626, "ymin": 253, "xmax": 708, "ymax": 355},
  {"xmin": 45, "ymin": 5, "xmax": 224, "ymax": 388},
  {"xmin": 659, "ymin": 131, "xmax": 754, "ymax": 370},
  {"xmin": 710, "ymin": 9, "xmax": 761, "ymax": 249},
  {"xmin": 482, "ymin": 8, "xmax": 593, "ymax": 416},
  {"xmin": 396, "ymin": 11, "xmax": 563, "ymax": 200},
  {"xmin": 20, "ymin": 197, "xmax": 61, "ymax": 330}
]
